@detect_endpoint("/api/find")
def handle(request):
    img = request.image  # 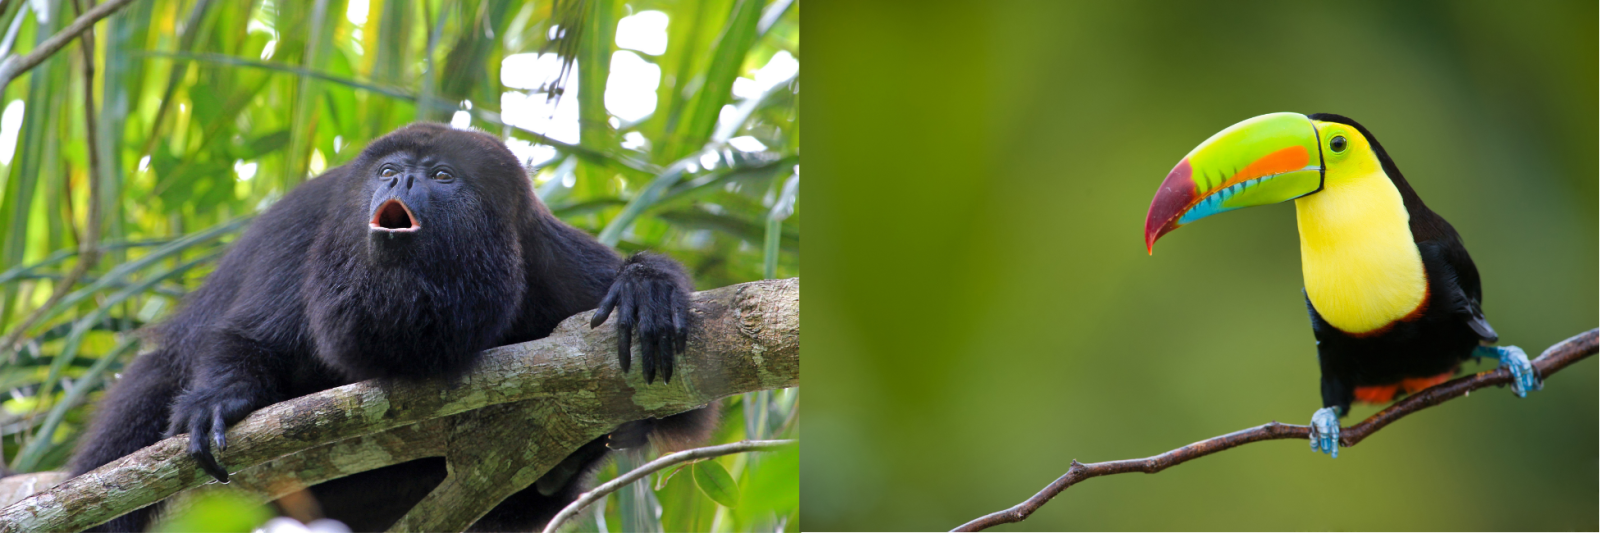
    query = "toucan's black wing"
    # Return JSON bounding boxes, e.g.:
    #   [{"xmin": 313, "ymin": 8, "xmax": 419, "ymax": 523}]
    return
[{"xmin": 1415, "ymin": 218, "xmax": 1497, "ymax": 344}]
